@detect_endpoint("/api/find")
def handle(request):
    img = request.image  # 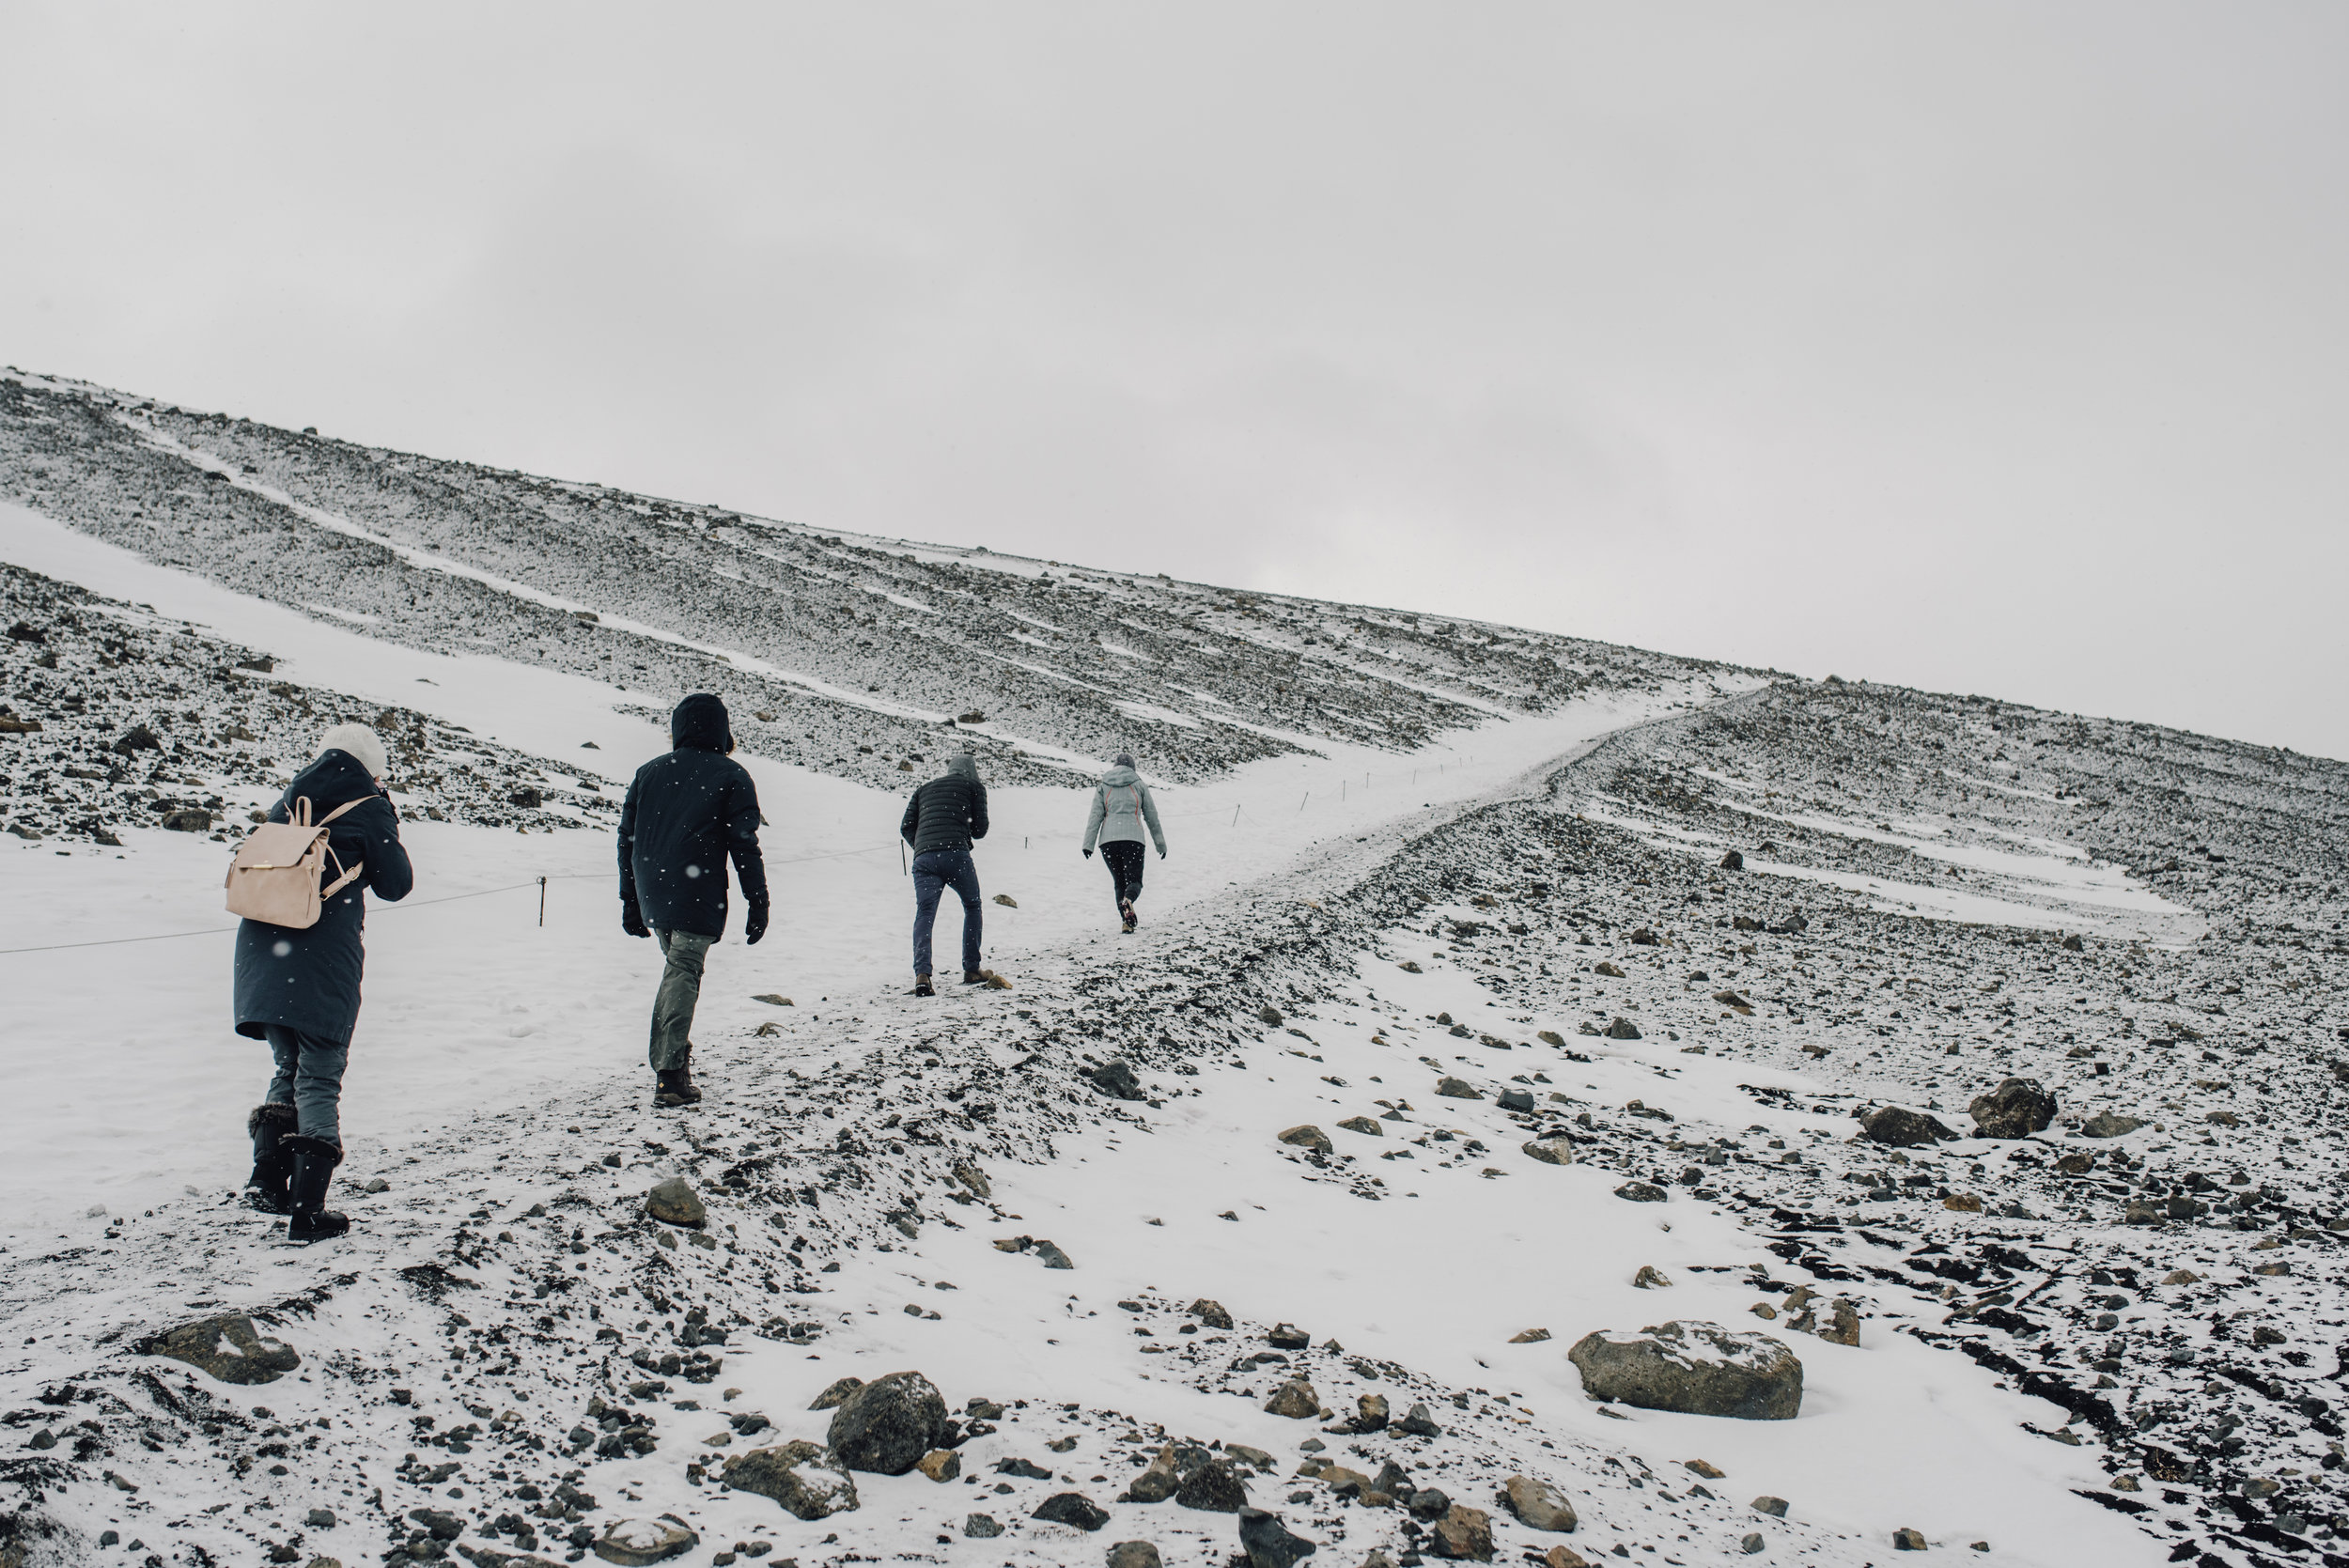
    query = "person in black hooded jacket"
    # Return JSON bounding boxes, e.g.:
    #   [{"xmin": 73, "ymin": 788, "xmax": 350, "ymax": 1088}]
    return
[
  {"xmin": 617, "ymin": 693, "xmax": 769, "ymax": 1107},
  {"xmin": 899, "ymin": 752, "xmax": 988, "ymax": 994},
  {"xmin": 233, "ymin": 722, "xmax": 413, "ymax": 1244}
]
